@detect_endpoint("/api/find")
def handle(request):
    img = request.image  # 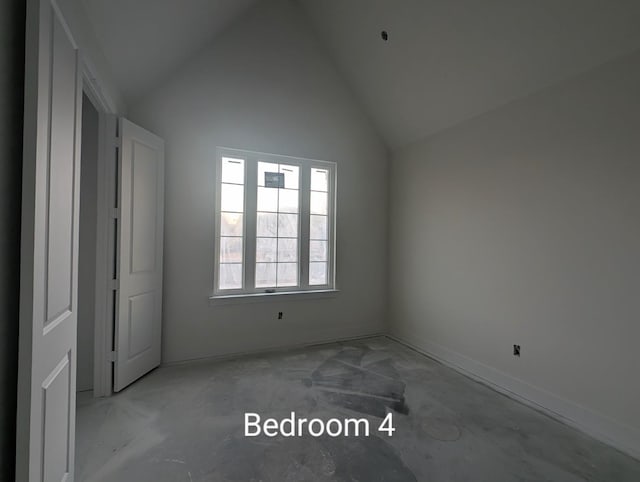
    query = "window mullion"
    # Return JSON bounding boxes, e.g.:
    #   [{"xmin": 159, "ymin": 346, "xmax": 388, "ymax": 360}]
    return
[
  {"xmin": 300, "ymin": 166, "xmax": 311, "ymax": 289},
  {"xmin": 328, "ymin": 164, "xmax": 336, "ymax": 288},
  {"xmin": 245, "ymin": 157, "xmax": 258, "ymax": 292},
  {"xmin": 214, "ymin": 156, "xmax": 222, "ymax": 294}
]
